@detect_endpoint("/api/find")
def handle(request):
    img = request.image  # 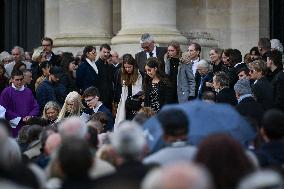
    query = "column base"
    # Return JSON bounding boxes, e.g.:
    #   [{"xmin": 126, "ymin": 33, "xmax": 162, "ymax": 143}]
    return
[
  {"xmin": 111, "ymin": 27, "xmax": 188, "ymax": 46},
  {"xmin": 53, "ymin": 34, "xmax": 111, "ymax": 47}
]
